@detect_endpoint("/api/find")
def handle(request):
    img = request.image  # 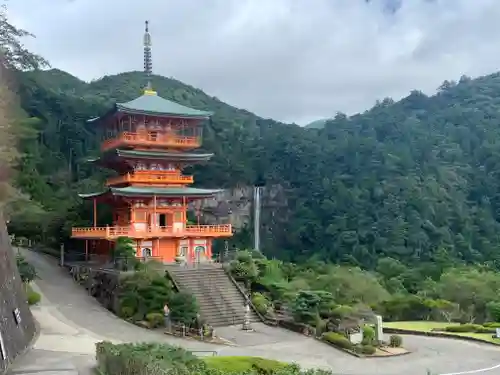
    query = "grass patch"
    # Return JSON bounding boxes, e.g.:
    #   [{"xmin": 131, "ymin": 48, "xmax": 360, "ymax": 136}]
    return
[
  {"xmin": 383, "ymin": 321, "xmax": 500, "ymax": 345},
  {"xmin": 384, "ymin": 321, "xmax": 453, "ymax": 331},
  {"xmin": 204, "ymin": 356, "xmax": 288, "ymax": 372},
  {"xmin": 26, "ymin": 283, "xmax": 41, "ymax": 305}
]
